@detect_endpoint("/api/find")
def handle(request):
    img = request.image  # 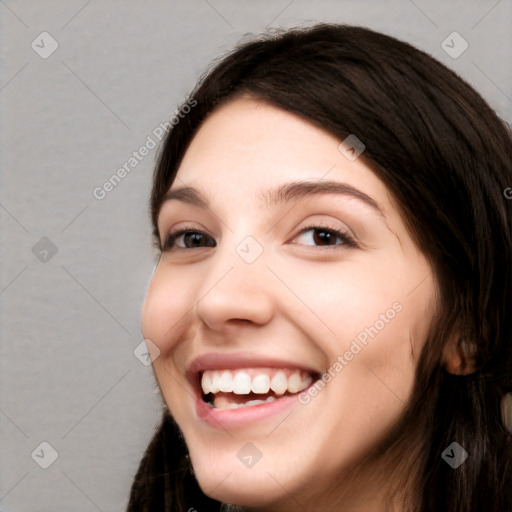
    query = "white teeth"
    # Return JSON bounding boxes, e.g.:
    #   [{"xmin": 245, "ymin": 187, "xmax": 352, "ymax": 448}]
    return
[
  {"xmin": 270, "ymin": 371, "xmax": 288, "ymax": 395},
  {"xmin": 232, "ymin": 371, "xmax": 252, "ymax": 394},
  {"xmin": 287, "ymin": 371, "xmax": 303, "ymax": 393},
  {"xmin": 251, "ymin": 374, "xmax": 270, "ymax": 394},
  {"xmin": 202, "ymin": 372, "xmax": 212, "ymax": 394},
  {"xmin": 290, "ymin": 372, "xmax": 312, "ymax": 393},
  {"xmin": 218, "ymin": 370, "xmax": 233, "ymax": 392},
  {"xmin": 244, "ymin": 396, "xmax": 275, "ymax": 407},
  {"xmin": 201, "ymin": 368, "xmax": 314, "ymax": 397},
  {"xmin": 218, "ymin": 396, "xmax": 276, "ymax": 410},
  {"xmin": 210, "ymin": 371, "xmax": 220, "ymax": 394}
]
